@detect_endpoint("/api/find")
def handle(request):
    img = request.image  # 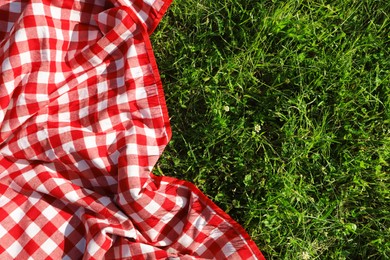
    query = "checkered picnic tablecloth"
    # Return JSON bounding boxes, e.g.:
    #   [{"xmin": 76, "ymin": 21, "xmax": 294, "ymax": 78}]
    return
[{"xmin": 0, "ymin": 0, "xmax": 265, "ymax": 259}]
